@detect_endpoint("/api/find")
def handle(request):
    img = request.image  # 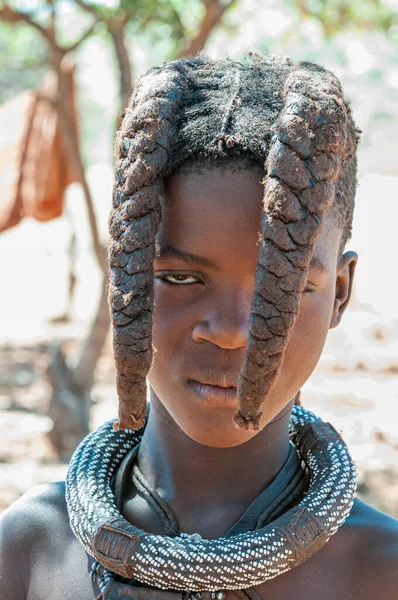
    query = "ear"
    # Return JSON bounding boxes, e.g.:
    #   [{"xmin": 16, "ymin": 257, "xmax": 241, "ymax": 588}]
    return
[{"xmin": 329, "ymin": 250, "xmax": 358, "ymax": 329}]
